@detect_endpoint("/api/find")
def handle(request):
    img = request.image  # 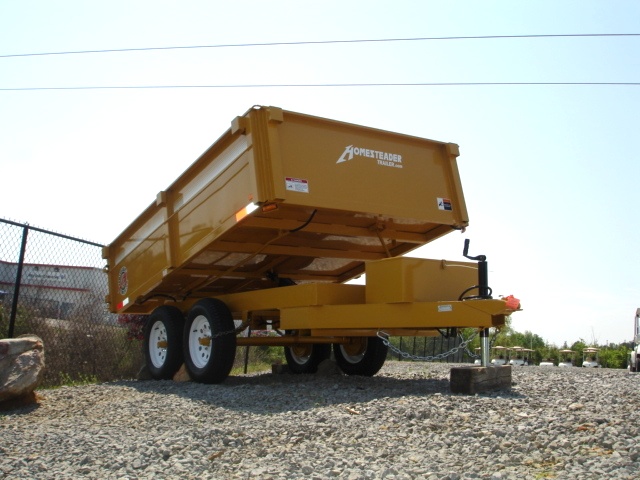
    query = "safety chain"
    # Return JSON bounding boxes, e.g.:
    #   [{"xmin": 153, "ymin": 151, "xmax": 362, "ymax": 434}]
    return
[
  {"xmin": 205, "ymin": 320, "xmax": 250, "ymax": 340},
  {"xmin": 463, "ymin": 337, "xmax": 481, "ymax": 359},
  {"xmin": 376, "ymin": 329, "xmax": 480, "ymax": 362},
  {"xmin": 461, "ymin": 326, "xmax": 501, "ymax": 359}
]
